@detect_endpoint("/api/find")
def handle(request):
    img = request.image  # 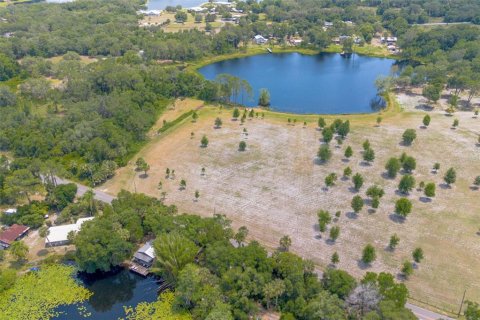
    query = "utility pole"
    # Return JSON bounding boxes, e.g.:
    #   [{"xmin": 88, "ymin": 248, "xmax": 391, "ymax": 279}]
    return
[{"xmin": 457, "ymin": 288, "xmax": 467, "ymax": 317}]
